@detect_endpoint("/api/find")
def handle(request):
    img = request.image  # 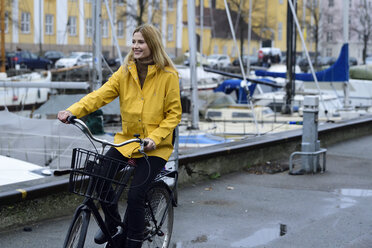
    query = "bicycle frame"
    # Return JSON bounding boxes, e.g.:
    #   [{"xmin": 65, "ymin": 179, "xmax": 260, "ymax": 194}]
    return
[
  {"xmin": 65, "ymin": 116, "xmax": 179, "ymax": 248},
  {"xmin": 72, "ymin": 198, "xmax": 120, "ymax": 247},
  {"xmin": 144, "ymin": 170, "xmax": 178, "ymax": 241}
]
